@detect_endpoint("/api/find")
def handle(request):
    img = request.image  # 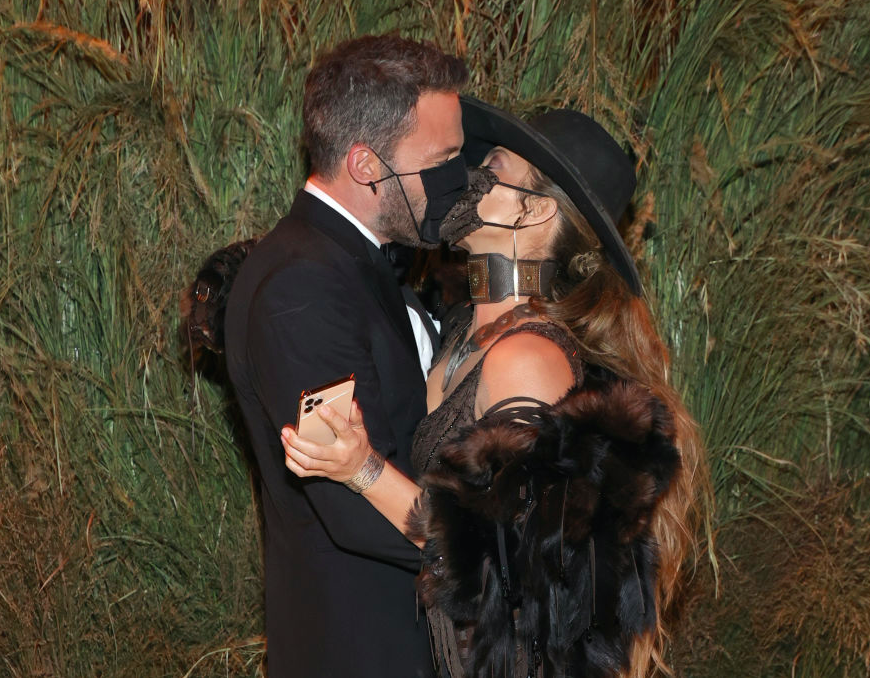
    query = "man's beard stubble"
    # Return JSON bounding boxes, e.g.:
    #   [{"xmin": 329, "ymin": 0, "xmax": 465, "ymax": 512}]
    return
[{"xmin": 372, "ymin": 176, "xmax": 425, "ymax": 247}]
